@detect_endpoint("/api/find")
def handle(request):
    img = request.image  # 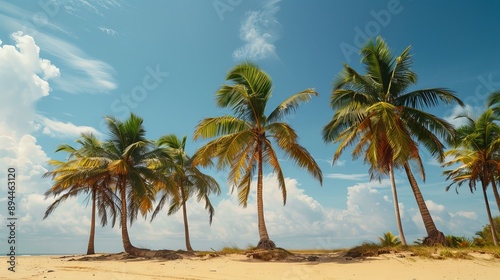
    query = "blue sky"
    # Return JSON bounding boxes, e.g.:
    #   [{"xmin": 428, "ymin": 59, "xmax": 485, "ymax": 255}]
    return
[{"xmin": 1, "ymin": 0, "xmax": 500, "ymax": 254}]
